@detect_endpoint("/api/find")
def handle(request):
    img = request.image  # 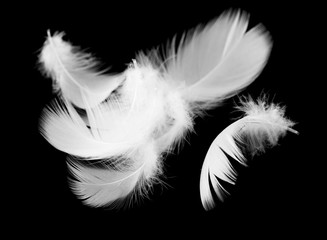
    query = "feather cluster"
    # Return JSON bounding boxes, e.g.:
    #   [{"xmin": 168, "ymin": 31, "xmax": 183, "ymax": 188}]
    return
[{"xmin": 38, "ymin": 10, "xmax": 296, "ymax": 209}]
